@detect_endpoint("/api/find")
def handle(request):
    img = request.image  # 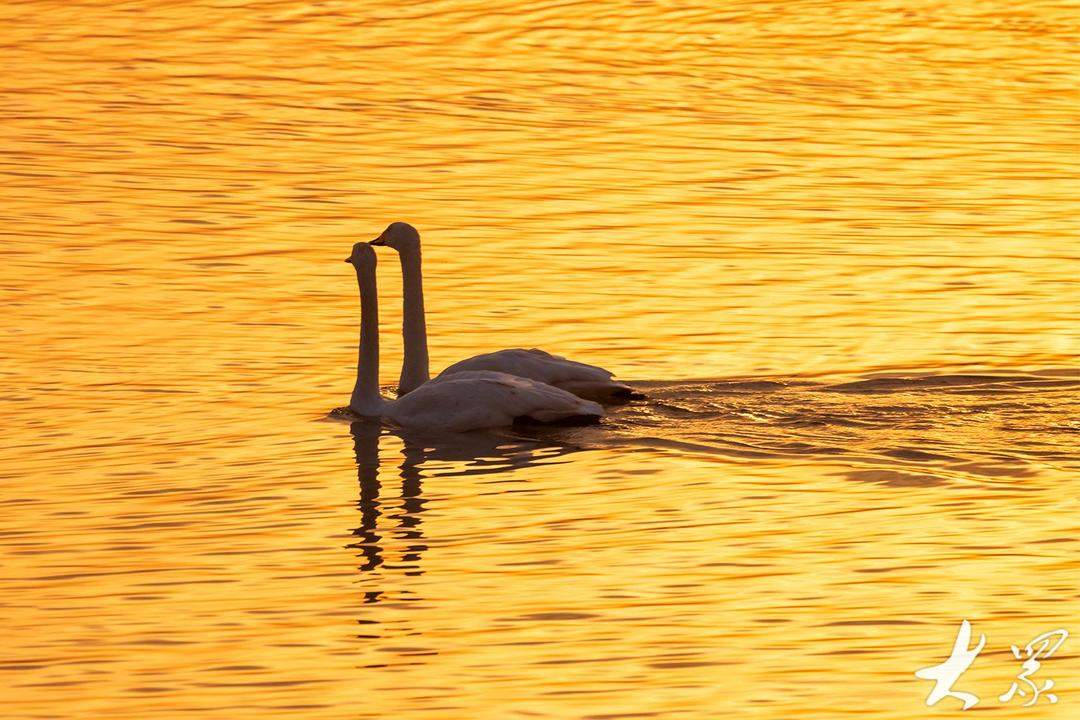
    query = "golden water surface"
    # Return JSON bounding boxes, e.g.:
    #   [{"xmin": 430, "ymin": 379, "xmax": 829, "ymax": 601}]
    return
[{"xmin": 2, "ymin": 1, "xmax": 1078, "ymax": 718}]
